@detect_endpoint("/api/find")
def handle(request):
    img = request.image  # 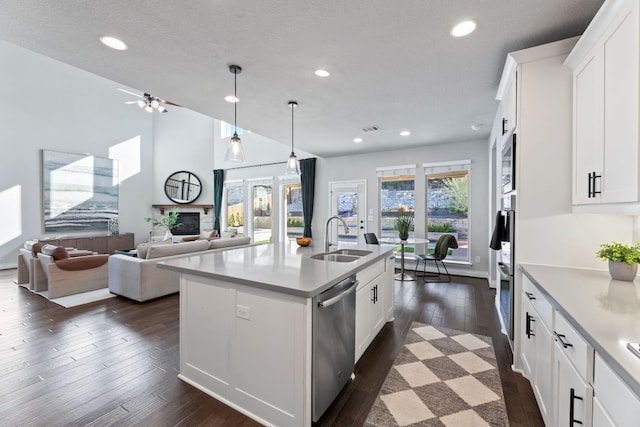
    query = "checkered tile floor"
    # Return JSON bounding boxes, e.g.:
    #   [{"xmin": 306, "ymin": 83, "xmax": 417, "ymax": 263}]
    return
[{"xmin": 365, "ymin": 323, "xmax": 508, "ymax": 426}]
